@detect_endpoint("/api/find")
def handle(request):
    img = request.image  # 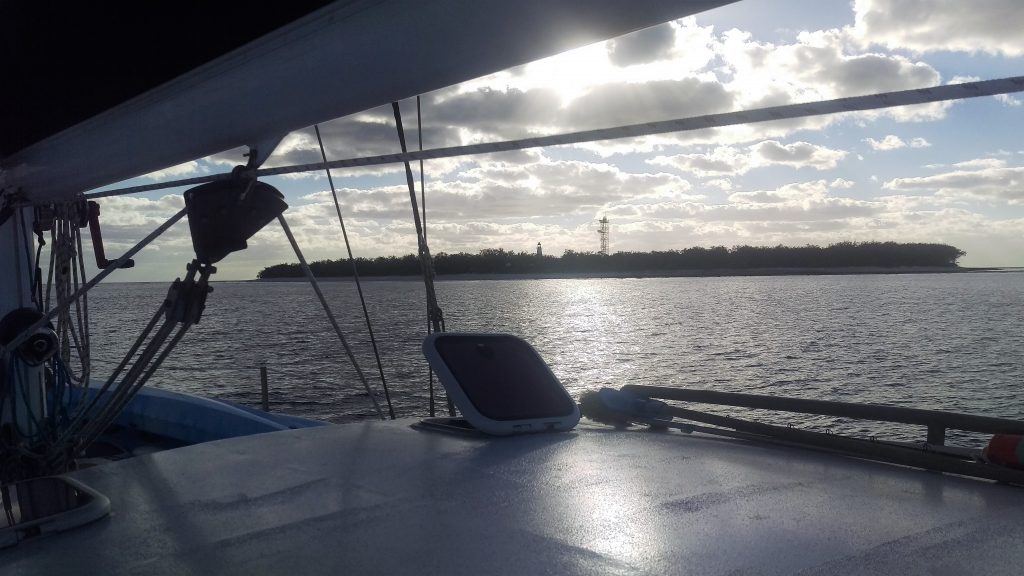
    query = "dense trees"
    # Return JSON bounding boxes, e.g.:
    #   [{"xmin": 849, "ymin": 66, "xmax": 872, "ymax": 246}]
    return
[{"xmin": 257, "ymin": 241, "xmax": 965, "ymax": 278}]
